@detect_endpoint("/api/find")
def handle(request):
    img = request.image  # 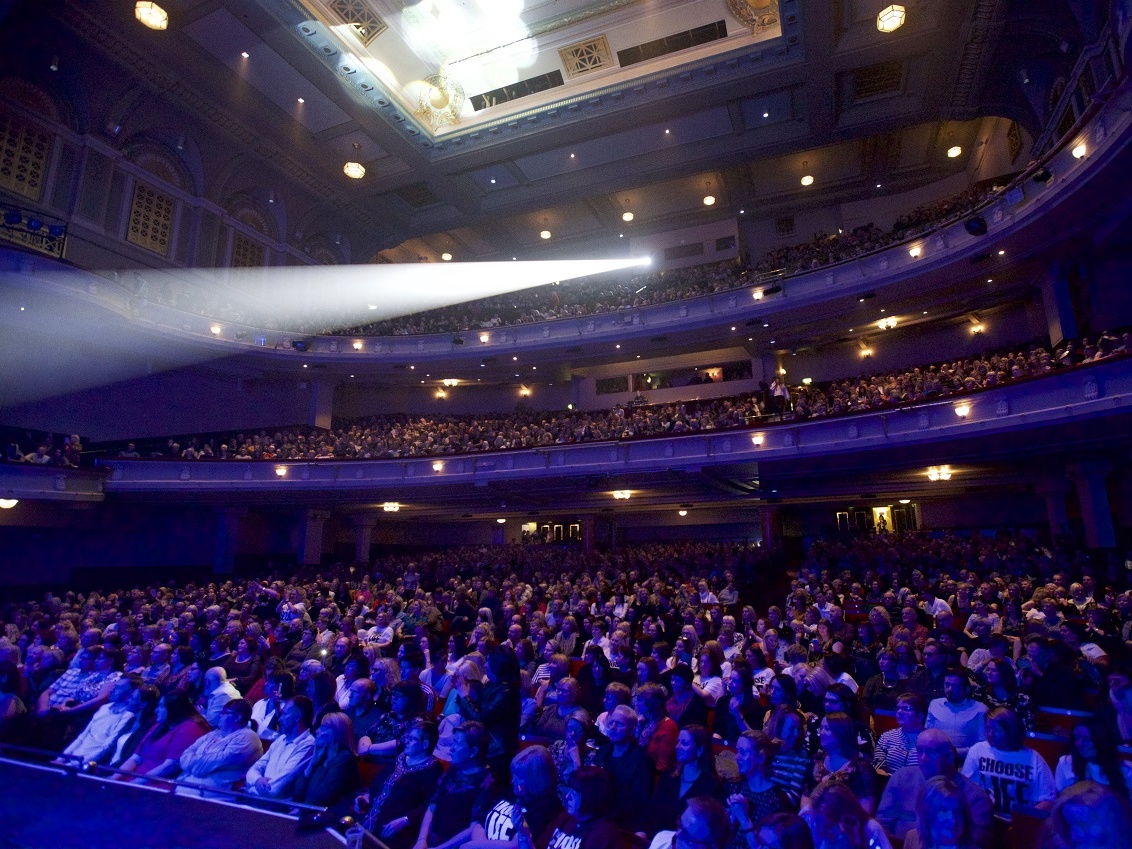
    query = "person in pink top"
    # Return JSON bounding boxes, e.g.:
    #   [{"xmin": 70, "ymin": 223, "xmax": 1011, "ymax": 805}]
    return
[{"xmin": 114, "ymin": 692, "xmax": 210, "ymax": 782}]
